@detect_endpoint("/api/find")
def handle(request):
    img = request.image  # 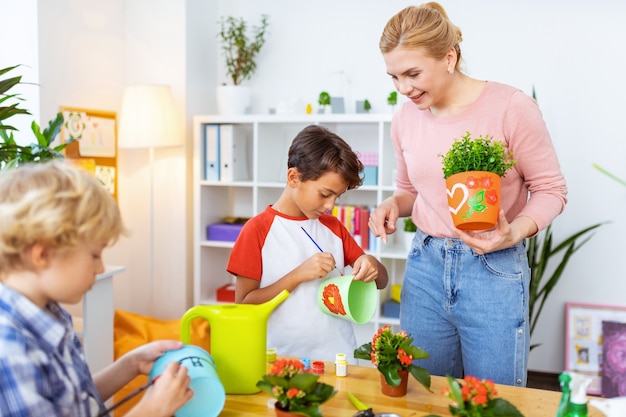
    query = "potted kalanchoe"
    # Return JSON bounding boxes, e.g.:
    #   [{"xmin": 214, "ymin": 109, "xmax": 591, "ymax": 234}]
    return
[
  {"xmin": 425, "ymin": 375, "xmax": 524, "ymax": 417},
  {"xmin": 440, "ymin": 131, "xmax": 515, "ymax": 231},
  {"xmin": 354, "ymin": 325, "xmax": 431, "ymax": 397},
  {"xmin": 257, "ymin": 358, "xmax": 336, "ymax": 417}
]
